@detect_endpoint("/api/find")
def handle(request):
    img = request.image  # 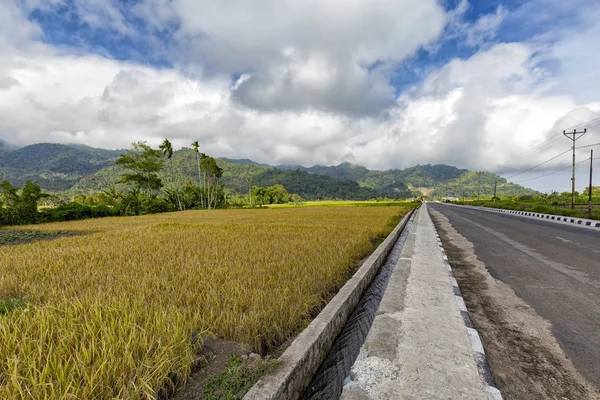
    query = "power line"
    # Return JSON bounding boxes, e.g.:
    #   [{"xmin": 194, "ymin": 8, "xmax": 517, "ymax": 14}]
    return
[
  {"xmin": 504, "ymin": 115, "xmax": 599, "ymax": 165},
  {"xmin": 576, "ymin": 142, "xmax": 600, "ymax": 150},
  {"xmin": 505, "ymin": 148, "xmax": 572, "ymax": 179},
  {"xmin": 514, "ymin": 158, "xmax": 588, "ymax": 183},
  {"xmin": 511, "ymin": 136, "xmax": 565, "ymax": 162},
  {"xmin": 569, "ymin": 116, "xmax": 600, "ymax": 131}
]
